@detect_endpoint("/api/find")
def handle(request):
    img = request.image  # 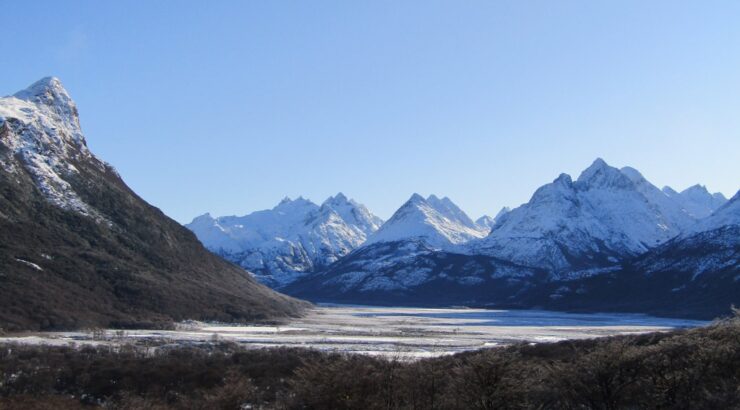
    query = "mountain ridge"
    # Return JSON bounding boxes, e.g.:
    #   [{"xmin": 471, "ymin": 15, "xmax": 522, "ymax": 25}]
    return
[
  {"xmin": 186, "ymin": 193, "xmax": 384, "ymax": 288},
  {"xmin": 0, "ymin": 77, "xmax": 307, "ymax": 331}
]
